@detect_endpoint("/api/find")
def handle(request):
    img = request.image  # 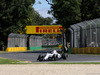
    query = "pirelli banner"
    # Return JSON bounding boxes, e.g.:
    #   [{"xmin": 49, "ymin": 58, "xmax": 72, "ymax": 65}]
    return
[{"xmin": 25, "ymin": 25, "xmax": 62, "ymax": 34}]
